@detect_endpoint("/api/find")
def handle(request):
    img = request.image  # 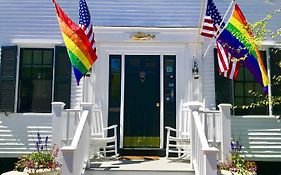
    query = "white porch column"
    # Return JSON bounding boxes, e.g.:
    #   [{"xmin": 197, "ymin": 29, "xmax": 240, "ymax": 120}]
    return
[
  {"xmin": 51, "ymin": 102, "xmax": 65, "ymax": 147},
  {"xmin": 218, "ymin": 103, "xmax": 232, "ymax": 162}
]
